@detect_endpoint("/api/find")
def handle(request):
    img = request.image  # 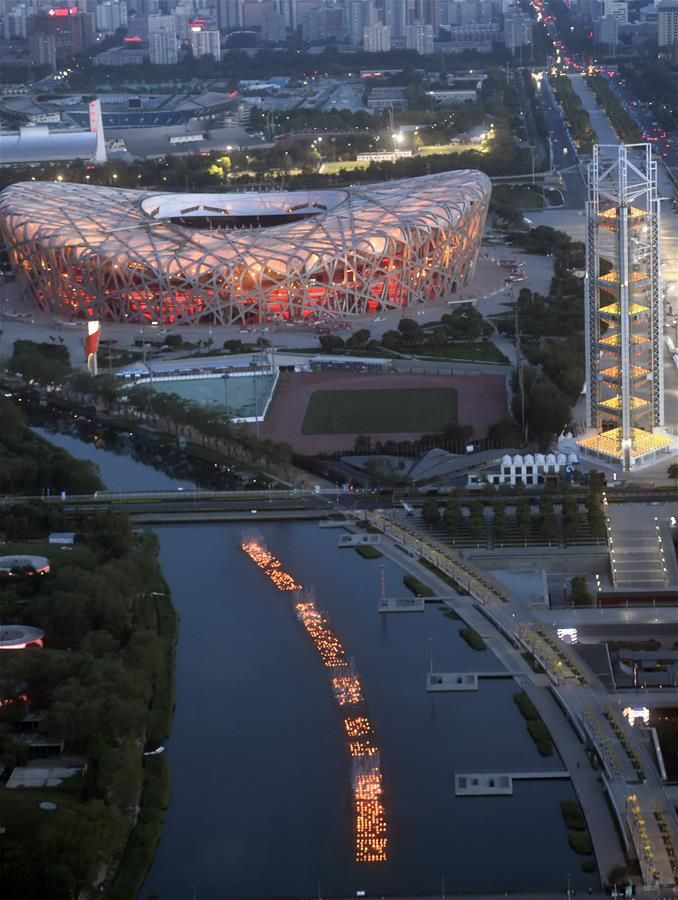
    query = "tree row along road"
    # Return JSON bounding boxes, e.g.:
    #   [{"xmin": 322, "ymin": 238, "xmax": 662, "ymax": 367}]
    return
[{"xmin": 10, "ymin": 485, "xmax": 678, "ymax": 505}]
